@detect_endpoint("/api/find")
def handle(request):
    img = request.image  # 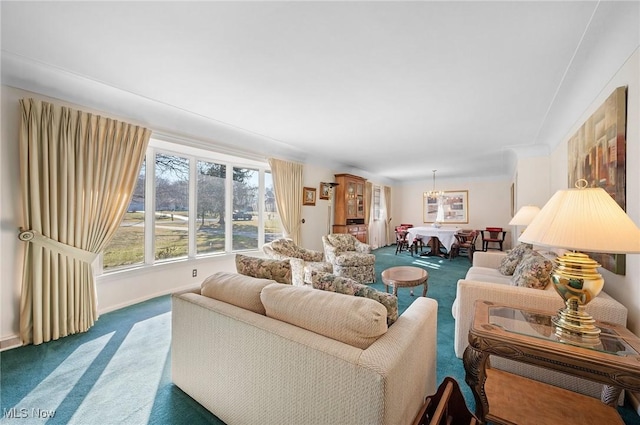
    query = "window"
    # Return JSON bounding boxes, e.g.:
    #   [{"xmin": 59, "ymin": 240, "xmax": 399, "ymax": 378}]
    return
[
  {"xmin": 264, "ymin": 171, "xmax": 282, "ymax": 242},
  {"xmin": 196, "ymin": 160, "xmax": 226, "ymax": 255},
  {"xmin": 103, "ymin": 160, "xmax": 146, "ymax": 270},
  {"xmin": 232, "ymin": 167, "xmax": 259, "ymax": 250},
  {"xmin": 155, "ymin": 153, "xmax": 190, "ymax": 261},
  {"xmin": 100, "ymin": 138, "xmax": 282, "ymax": 273},
  {"xmin": 373, "ymin": 186, "xmax": 381, "ymax": 221}
]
